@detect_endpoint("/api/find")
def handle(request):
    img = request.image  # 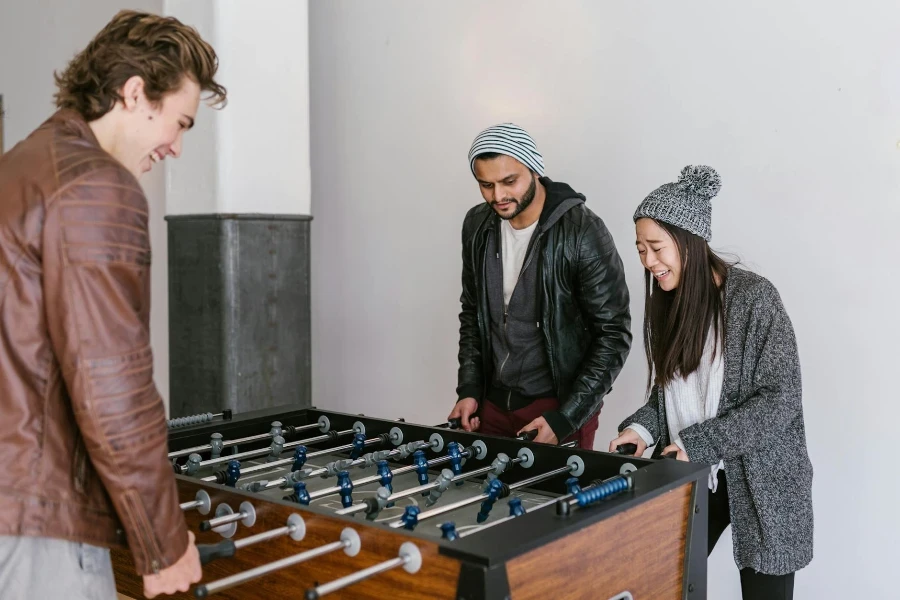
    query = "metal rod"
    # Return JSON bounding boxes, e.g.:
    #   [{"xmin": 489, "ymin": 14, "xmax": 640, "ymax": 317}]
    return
[
  {"xmin": 234, "ymin": 525, "xmax": 293, "ymax": 549},
  {"xmin": 204, "ymin": 510, "xmax": 246, "ymax": 529},
  {"xmin": 196, "ymin": 540, "xmax": 349, "ymax": 597},
  {"xmin": 257, "ymin": 436, "xmax": 387, "ymax": 491},
  {"xmin": 458, "ymin": 494, "xmax": 566, "ymax": 538},
  {"xmin": 191, "ymin": 429, "xmax": 353, "ymax": 471},
  {"xmin": 390, "ymin": 464, "xmax": 572, "ymax": 528},
  {"xmin": 201, "ymin": 438, "xmax": 360, "ymax": 482},
  {"xmin": 311, "ymin": 555, "xmax": 407, "ymax": 597},
  {"xmin": 169, "ymin": 422, "xmax": 321, "ymax": 459},
  {"xmin": 180, "ymin": 500, "xmax": 201, "ymax": 511},
  {"xmin": 456, "ymin": 475, "xmax": 626, "ymax": 538},
  {"xmin": 306, "ymin": 443, "xmax": 466, "ymax": 503},
  {"xmin": 266, "ymin": 438, "xmax": 427, "ymax": 488},
  {"xmin": 334, "ymin": 451, "xmax": 478, "ymax": 516},
  {"xmin": 506, "ymin": 465, "xmax": 573, "ymax": 490},
  {"xmin": 203, "ymin": 442, "xmax": 343, "ymax": 481}
]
